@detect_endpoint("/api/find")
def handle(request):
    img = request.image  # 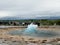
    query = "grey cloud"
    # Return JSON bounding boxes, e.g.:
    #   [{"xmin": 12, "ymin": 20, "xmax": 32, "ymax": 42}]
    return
[{"xmin": 0, "ymin": 0, "xmax": 60, "ymax": 17}]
